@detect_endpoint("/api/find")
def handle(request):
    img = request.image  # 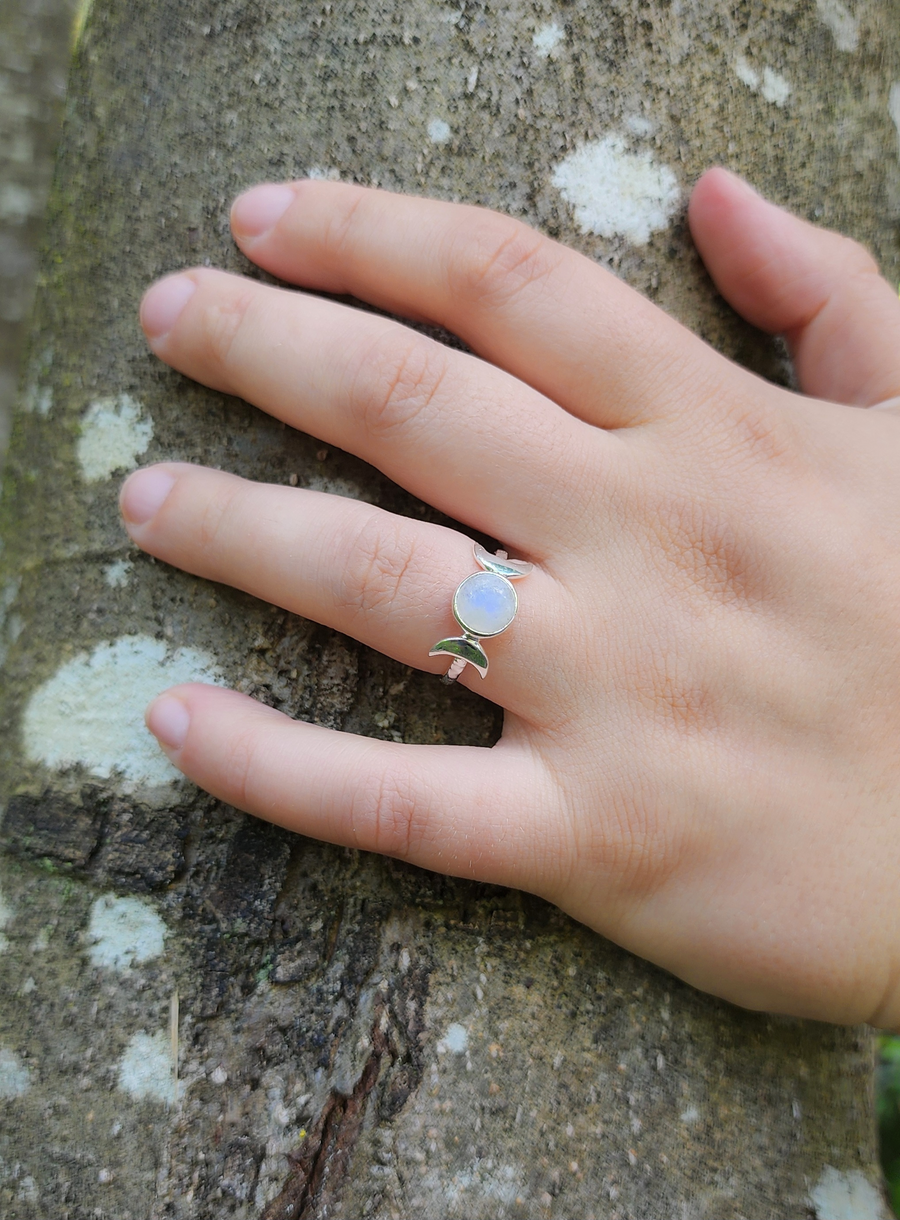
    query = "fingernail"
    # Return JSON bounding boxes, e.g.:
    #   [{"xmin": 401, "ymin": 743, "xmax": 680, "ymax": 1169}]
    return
[
  {"xmin": 146, "ymin": 694, "xmax": 190, "ymax": 751},
  {"xmin": 141, "ymin": 274, "xmax": 196, "ymax": 340},
  {"xmin": 120, "ymin": 467, "xmax": 176, "ymax": 526},
  {"xmin": 231, "ymin": 183, "xmax": 295, "ymax": 240}
]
